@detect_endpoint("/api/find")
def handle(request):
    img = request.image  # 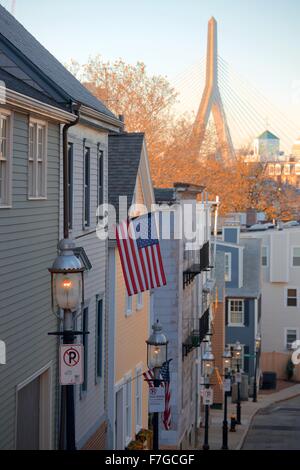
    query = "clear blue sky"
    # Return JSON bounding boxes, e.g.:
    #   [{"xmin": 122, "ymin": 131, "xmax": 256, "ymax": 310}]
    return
[{"xmin": 8, "ymin": 0, "xmax": 300, "ymax": 130}]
